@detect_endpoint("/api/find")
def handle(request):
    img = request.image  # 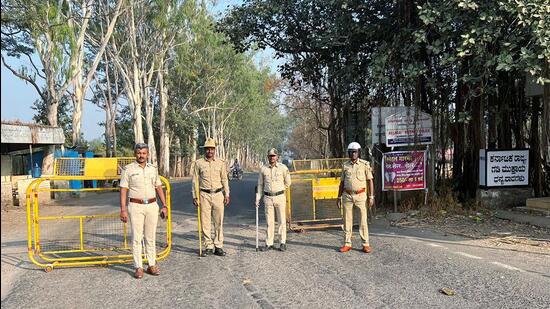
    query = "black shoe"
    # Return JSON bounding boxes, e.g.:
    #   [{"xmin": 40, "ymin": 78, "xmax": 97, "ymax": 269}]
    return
[
  {"xmin": 260, "ymin": 245, "xmax": 273, "ymax": 252},
  {"xmin": 214, "ymin": 247, "xmax": 226, "ymax": 256},
  {"xmin": 204, "ymin": 249, "xmax": 214, "ymax": 256},
  {"xmin": 279, "ymin": 243, "xmax": 287, "ymax": 252}
]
